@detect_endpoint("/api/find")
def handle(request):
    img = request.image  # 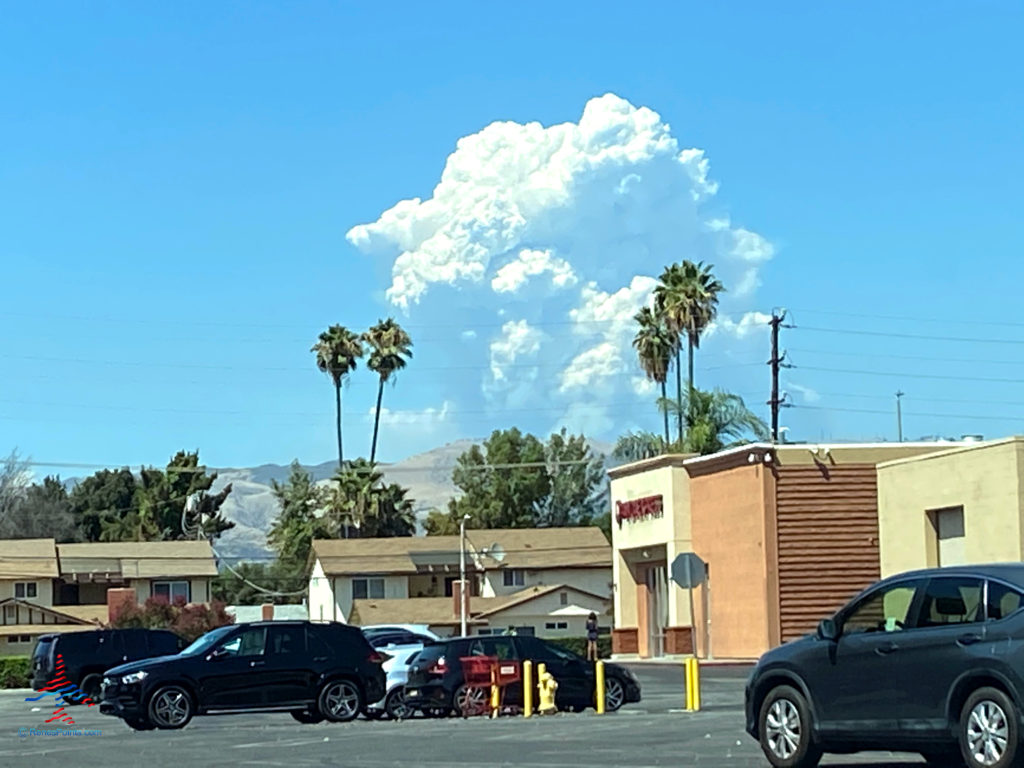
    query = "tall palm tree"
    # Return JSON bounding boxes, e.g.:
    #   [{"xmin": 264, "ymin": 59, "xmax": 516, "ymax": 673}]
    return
[
  {"xmin": 363, "ymin": 318, "xmax": 413, "ymax": 465},
  {"xmin": 654, "ymin": 260, "xmax": 725, "ymax": 438},
  {"xmin": 658, "ymin": 388, "xmax": 769, "ymax": 455},
  {"xmin": 311, "ymin": 325, "xmax": 364, "ymax": 469},
  {"xmin": 328, "ymin": 458, "xmax": 382, "ymax": 538},
  {"xmin": 632, "ymin": 306, "xmax": 676, "ymax": 445}
]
